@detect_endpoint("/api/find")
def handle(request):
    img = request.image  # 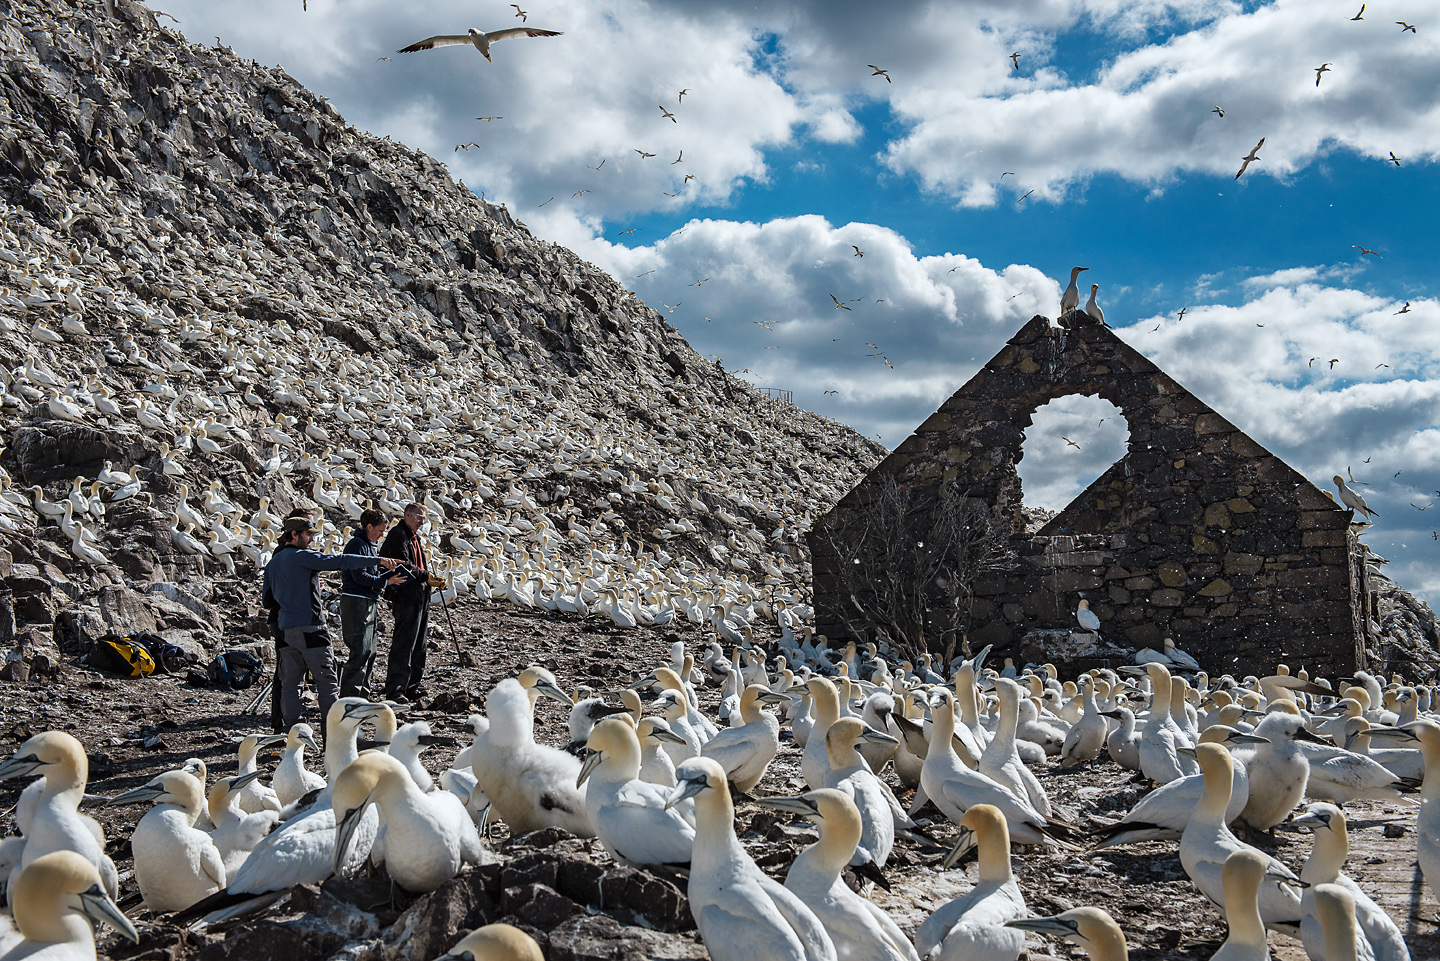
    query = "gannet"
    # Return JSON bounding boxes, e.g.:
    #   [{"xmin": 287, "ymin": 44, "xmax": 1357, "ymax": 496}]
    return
[
  {"xmin": 914, "ymin": 805, "xmax": 1027, "ymax": 961},
  {"xmin": 760, "ymin": 790, "xmax": 919, "ymax": 961},
  {"xmin": 1179, "ymin": 743, "xmax": 1301, "ymax": 934},
  {"xmin": 802, "ymin": 677, "xmax": 843, "ymax": 789},
  {"xmin": 438, "ymin": 923, "xmax": 544, "ymax": 961},
  {"xmin": 979, "ymin": 679, "xmax": 1052, "ymax": 815},
  {"xmin": 108, "ymin": 771, "xmax": 226, "ymax": 912},
  {"xmin": 566, "ymin": 688, "xmax": 631, "ymax": 752},
  {"xmin": 857, "ymin": 694, "xmax": 901, "ymax": 777},
  {"xmin": 667, "ymin": 757, "xmax": 836, "ymax": 961},
  {"xmin": 577, "ymin": 718, "xmax": 695, "ymax": 867},
  {"xmin": 1060, "ymin": 267, "xmax": 1088, "ymax": 315},
  {"xmin": 1102, "ymin": 704, "xmax": 1141, "ymax": 770},
  {"xmin": 1122, "ymin": 662, "xmax": 1197, "ymax": 784},
  {"xmin": 1088, "ymin": 727, "xmax": 1266, "ymax": 849},
  {"xmin": 1083, "ymin": 285, "xmax": 1105, "ymax": 325},
  {"xmin": 1301, "ymin": 739, "xmax": 1411, "ymax": 806},
  {"xmin": 1238, "ymin": 712, "xmax": 1325, "ymax": 832},
  {"xmin": 1293, "ymin": 803, "xmax": 1409, "ymax": 961},
  {"xmin": 233, "ymin": 734, "xmax": 284, "ymax": 814},
  {"xmin": 271, "ymin": 723, "xmax": 325, "ymax": 807},
  {"xmin": 332, "ymin": 753, "xmax": 482, "ymax": 892},
  {"xmin": 0, "ymin": 732, "xmax": 117, "ymax": 903},
  {"xmin": 2, "ymin": 851, "xmax": 137, "ymax": 961},
  {"xmin": 1210, "ymin": 849, "xmax": 1270, "ymax": 961},
  {"xmin": 700, "ymin": 684, "xmax": 787, "ymax": 792},
  {"xmin": 205, "ymin": 772, "xmax": 279, "ymax": 877},
  {"xmin": 637, "ymin": 717, "xmax": 685, "ymax": 788},
  {"xmin": 1332, "ymin": 476, "xmax": 1376, "ymax": 521},
  {"xmin": 822, "ymin": 717, "xmax": 902, "ymax": 872},
  {"xmin": 1060, "ymin": 675, "xmax": 1107, "ymax": 768},
  {"xmin": 921, "ymin": 691, "xmax": 1065, "ymax": 847},
  {"xmin": 1311, "ymin": 884, "xmax": 1363, "ymax": 961},
  {"xmin": 1351, "ymin": 720, "xmax": 1438, "ymax": 903},
  {"xmin": 398, "ymin": 26, "xmax": 563, "ymax": 61},
  {"xmin": 469, "ymin": 673, "xmax": 594, "ymax": 837},
  {"xmin": 1005, "ymin": 907, "xmax": 1127, "ymax": 961},
  {"xmin": 654, "ymin": 689, "xmax": 704, "ymax": 763}
]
